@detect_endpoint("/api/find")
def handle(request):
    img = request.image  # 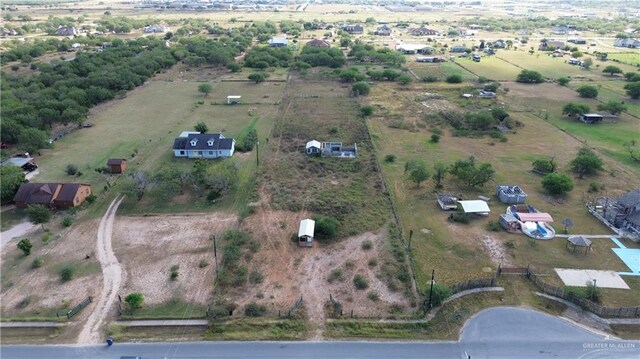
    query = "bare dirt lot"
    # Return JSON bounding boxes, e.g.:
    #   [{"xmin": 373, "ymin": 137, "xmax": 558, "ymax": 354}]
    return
[
  {"xmin": 236, "ymin": 205, "xmax": 410, "ymax": 338},
  {"xmin": 112, "ymin": 213, "xmax": 238, "ymax": 305}
]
